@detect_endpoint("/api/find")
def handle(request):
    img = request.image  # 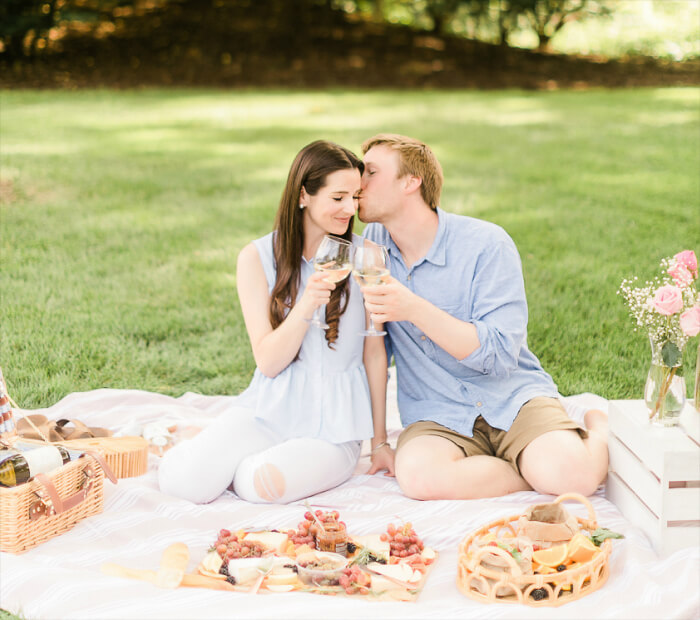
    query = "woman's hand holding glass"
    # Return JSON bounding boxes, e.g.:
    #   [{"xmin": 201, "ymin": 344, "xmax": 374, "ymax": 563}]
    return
[
  {"xmin": 306, "ymin": 235, "xmax": 353, "ymax": 330},
  {"xmin": 353, "ymin": 244, "xmax": 390, "ymax": 337}
]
